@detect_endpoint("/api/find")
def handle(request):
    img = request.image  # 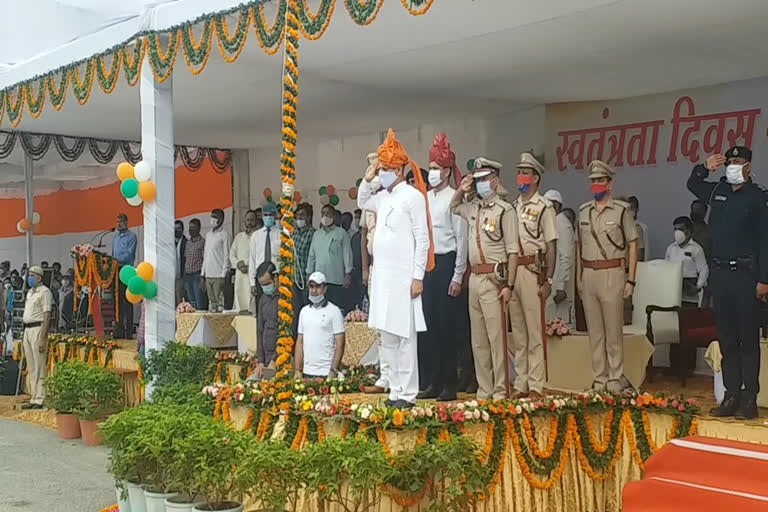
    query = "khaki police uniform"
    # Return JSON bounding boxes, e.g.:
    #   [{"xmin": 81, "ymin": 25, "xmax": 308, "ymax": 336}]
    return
[
  {"xmin": 22, "ymin": 270, "xmax": 53, "ymax": 405},
  {"xmin": 578, "ymin": 161, "xmax": 637, "ymax": 392},
  {"xmin": 451, "ymin": 158, "xmax": 518, "ymax": 400},
  {"xmin": 510, "ymin": 174, "xmax": 557, "ymax": 394}
]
